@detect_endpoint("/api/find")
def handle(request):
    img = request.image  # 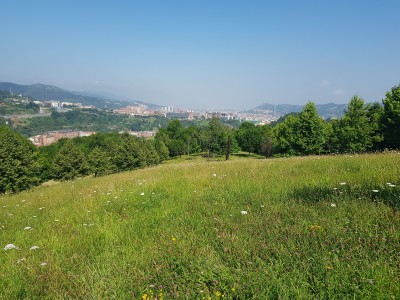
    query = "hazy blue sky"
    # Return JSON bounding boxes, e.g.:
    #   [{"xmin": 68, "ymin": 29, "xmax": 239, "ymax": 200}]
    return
[{"xmin": 1, "ymin": 1, "xmax": 399, "ymax": 109}]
